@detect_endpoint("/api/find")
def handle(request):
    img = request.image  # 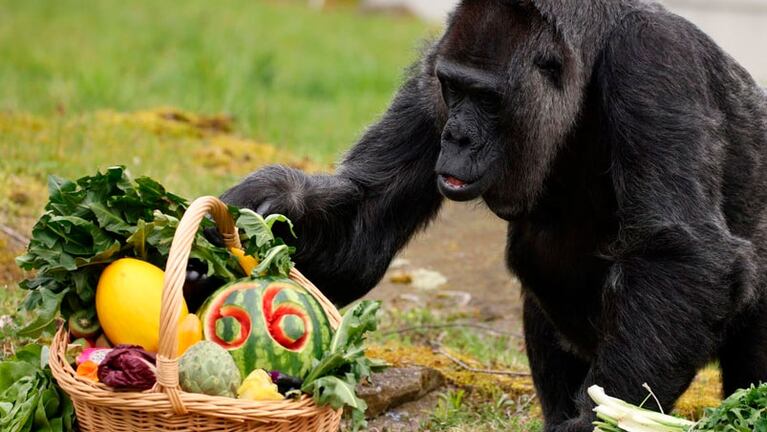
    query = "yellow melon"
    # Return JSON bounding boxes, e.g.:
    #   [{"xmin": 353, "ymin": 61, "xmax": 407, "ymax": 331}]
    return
[{"xmin": 95, "ymin": 258, "xmax": 188, "ymax": 352}]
